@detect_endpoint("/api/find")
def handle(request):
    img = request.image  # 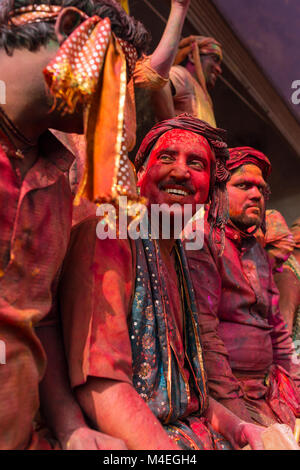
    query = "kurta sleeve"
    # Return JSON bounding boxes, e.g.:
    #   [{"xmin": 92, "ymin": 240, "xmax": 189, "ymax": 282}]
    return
[
  {"xmin": 187, "ymin": 238, "xmax": 251, "ymax": 421},
  {"xmin": 133, "ymin": 55, "xmax": 169, "ymax": 90},
  {"xmin": 58, "ymin": 216, "xmax": 135, "ymax": 389},
  {"xmin": 274, "ymin": 268, "xmax": 300, "ymax": 335},
  {"xmin": 268, "ymin": 266, "xmax": 300, "ymax": 392}
]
